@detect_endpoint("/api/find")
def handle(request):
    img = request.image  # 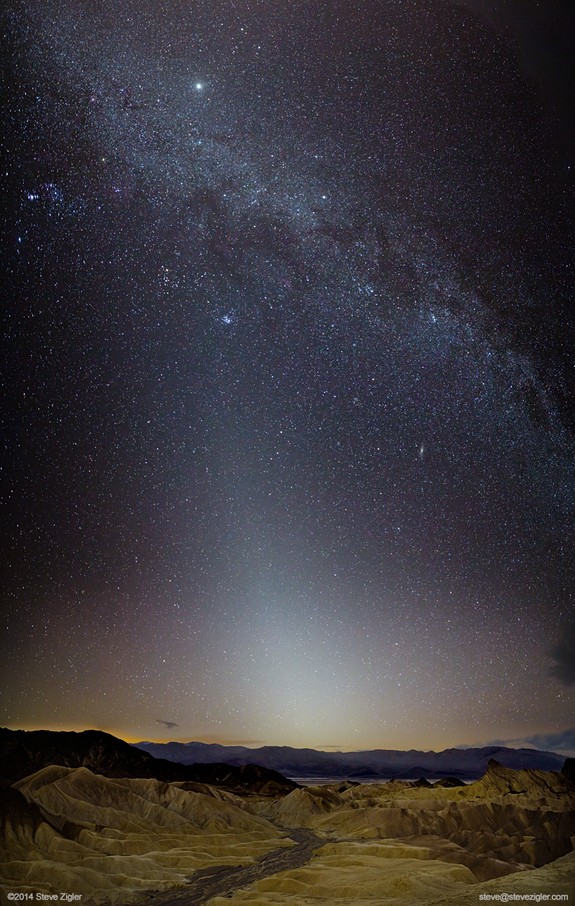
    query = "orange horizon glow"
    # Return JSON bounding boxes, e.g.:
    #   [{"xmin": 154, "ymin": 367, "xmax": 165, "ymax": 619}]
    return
[{"xmin": 1, "ymin": 722, "xmax": 272, "ymax": 748}]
